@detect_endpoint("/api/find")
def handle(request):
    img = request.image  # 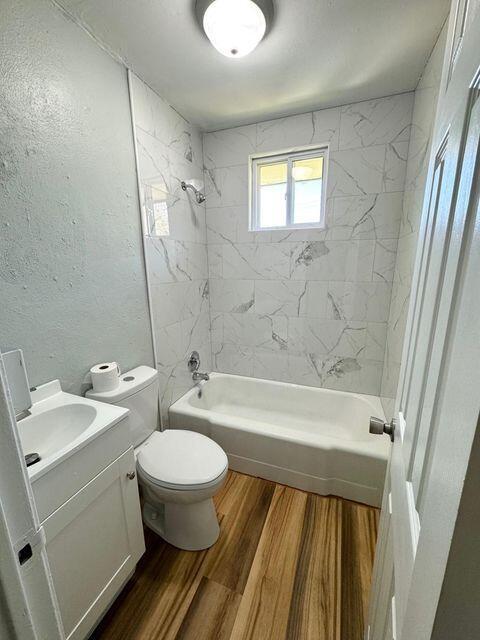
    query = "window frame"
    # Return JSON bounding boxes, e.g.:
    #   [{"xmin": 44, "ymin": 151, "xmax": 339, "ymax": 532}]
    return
[{"xmin": 249, "ymin": 143, "xmax": 329, "ymax": 232}]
